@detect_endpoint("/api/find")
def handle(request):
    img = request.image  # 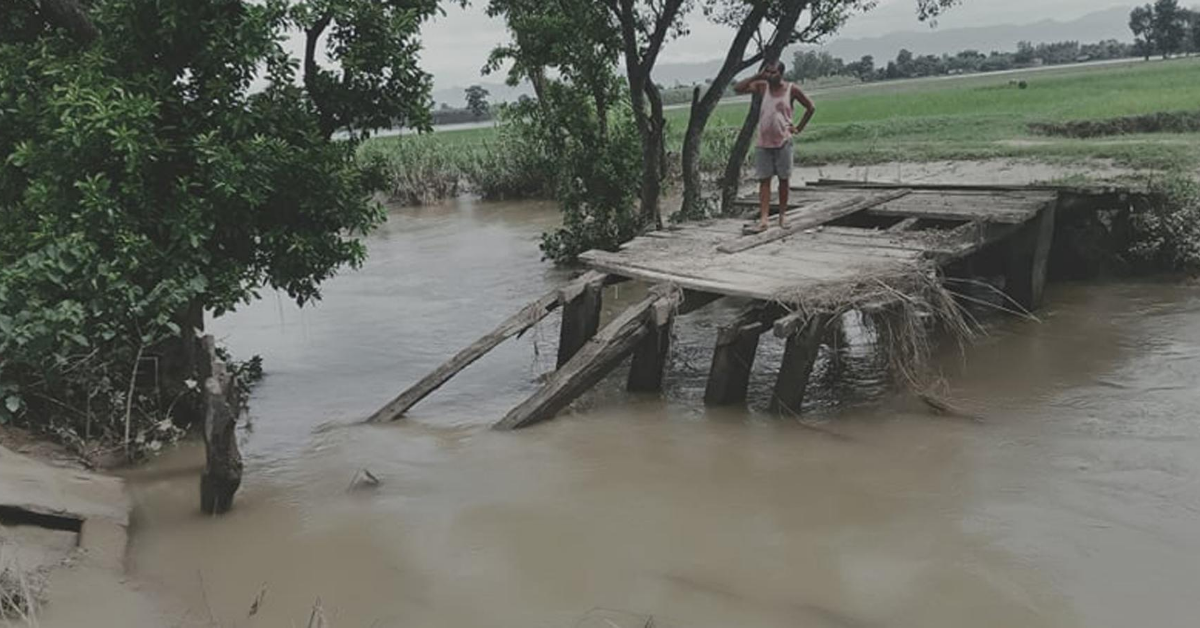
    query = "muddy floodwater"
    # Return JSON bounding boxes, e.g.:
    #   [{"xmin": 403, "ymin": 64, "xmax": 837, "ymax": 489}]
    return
[{"xmin": 123, "ymin": 195, "xmax": 1200, "ymax": 628}]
